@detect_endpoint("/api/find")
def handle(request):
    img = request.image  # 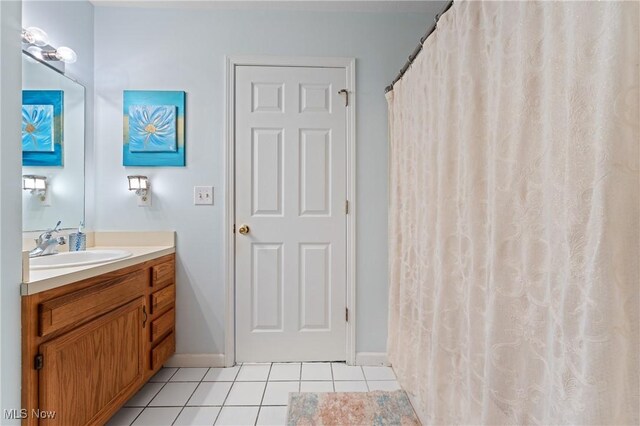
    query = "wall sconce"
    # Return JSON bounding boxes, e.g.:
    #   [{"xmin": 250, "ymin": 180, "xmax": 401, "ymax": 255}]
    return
[
  {"xmin": 127, "ymin": 175, "xmax": 151, "ymax": 206},
  {"xmin": 23, "ymin": 174, "xmax": 50, "ymax": 205},
  {"xmin": 22, "ymin": 26, "xmax": 77, "ymax": 74}
]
